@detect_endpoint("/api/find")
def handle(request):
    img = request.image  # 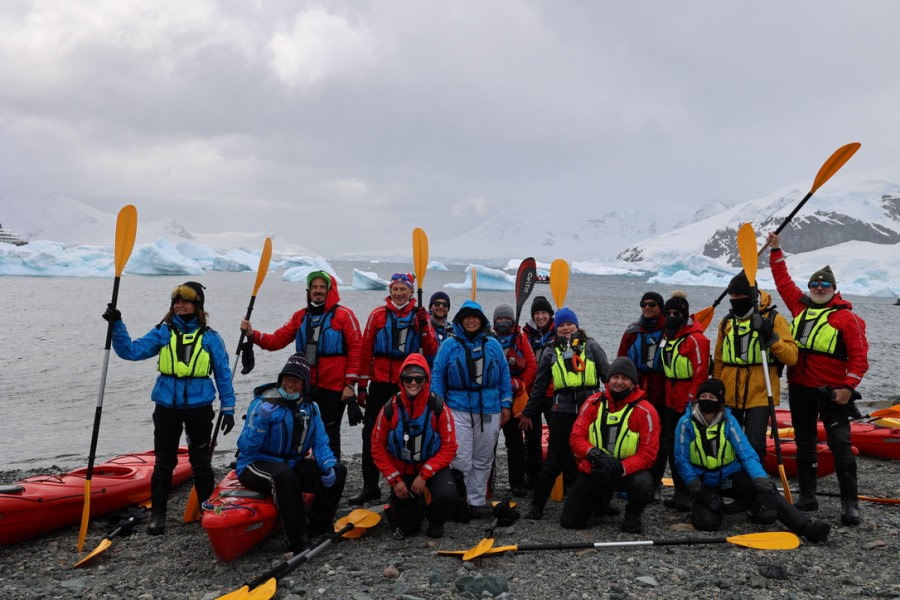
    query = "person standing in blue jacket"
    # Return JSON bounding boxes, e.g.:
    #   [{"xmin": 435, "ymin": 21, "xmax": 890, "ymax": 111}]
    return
[
  {"xmin": 674, "ymin": 378, "xmax": 829, "ymax": 543},
  {"xmin": 430, "ymin": 300, "xmax": 512, "ymax": 517},
  {"xmin": 236, "ymin": 353, "xmax": 347, "ymax": 555},
  {"xmin": 103, "ymin": 281, "xmax": 236, "ymax": 535}
]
